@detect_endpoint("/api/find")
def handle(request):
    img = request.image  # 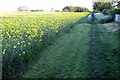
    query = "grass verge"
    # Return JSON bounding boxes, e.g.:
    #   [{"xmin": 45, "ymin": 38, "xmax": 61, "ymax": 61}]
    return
[{"xmin": 89, "ymin": 23, "xmax": 120, "ymax": 78}]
